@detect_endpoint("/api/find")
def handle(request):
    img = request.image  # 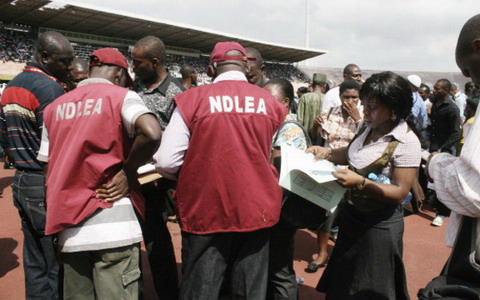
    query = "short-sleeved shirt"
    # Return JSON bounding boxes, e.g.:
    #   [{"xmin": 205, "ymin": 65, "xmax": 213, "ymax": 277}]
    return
[
  {"xmin": 320, "ymin": 106, "xmax": 362, "ymax": 149},
  {"xmin": 272, "ymin": 114, "xmax": 308, "ymax": 151},
  {"xmin": 348, "ymin": 121, "xmax": 421, "ymax": 179},
  {"xmin": 134, "ymin": 73, "xmax": 185, "ymax": 130}
]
